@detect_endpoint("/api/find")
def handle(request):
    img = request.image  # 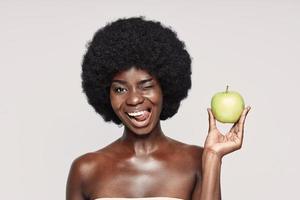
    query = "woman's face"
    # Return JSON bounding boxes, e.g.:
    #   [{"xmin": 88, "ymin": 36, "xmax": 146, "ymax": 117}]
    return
[{"xmin": 110, "ymin": 67, "xmax": 163, "ymax": 135}]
